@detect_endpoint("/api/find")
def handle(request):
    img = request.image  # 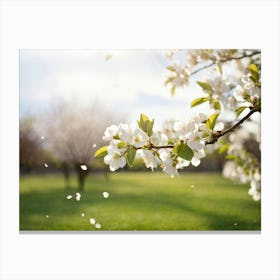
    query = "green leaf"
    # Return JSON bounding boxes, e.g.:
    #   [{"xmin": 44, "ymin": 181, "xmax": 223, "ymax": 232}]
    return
[
  {"xmin": 170, "ymin": 85, "xmax": 176, "ymax": 96},
  {"xmin": 140, "ymin": 113, "xmax": 149, "ymax": 123},
  {"xmin": 173, "ymin": 142, "xmax": 194, "ymax": 161},
  {"xmin": 226, "ymin": 154, "xmax": 236, "ymax": 160},
  {"xmin": 213, "ymin": 101, "xmax": 221, "ymax": 110},
  {"xmin": 137, "ymin": 114, "xmax": 154, "ymax": 136},
  {"xmin": 164, "ymin": 77, "xmax": 172, "ymax": 86},
  {"xmin": 196, "ymin": 81, "xmax": 213, "ymax": 92},
  {"xmin": 138, "ymin": 113, "xmax": 149, "ymax": 133},
  {"xmin": 249, "ymin": 64, "xmax": 259, "ymax": 80},
  {"xmin": 126, "ymin": 146, "xmax": 136, "ymax": 167},
  {"xmin": 206, "ymin": 113, "xmax": 219, "ymax": 130},
  {"xmin": 191, "ymin": 97, "xmax": 210, "ymax": 108},
  {"xmin": 235, "ymin": 106, "xmax": 248, "ymax": 118},
  {"xmin": 117, "ymin": 142, "xmax": 127, "ymax": 149},
  {"xmin": 217, "ymin": 62, "xmax": 223, "ymax": 75},
  {"xmin": 218, "ymin": 144, "xmax": 229, "ymax": 154},
  {"xmin": 166, "ymin": 66, "xmax": 176, "ymax": 72},
  {"xmin": 249, "ymin": 64, "xmax": 258, "ymax": 74},
  {"xmin": 147, "ymin": 119, "xmax": 154, "ymax": 137},
  {"xmin": 94, "ymin": 146, "xmax": 108, "ymax": 159},
  {"xmin": 229, "ymin": 49, "xmax": 238, "ymax": 55},
  {"xmin": 249, "ymin": 75, "xmax": 257, "ymax": 83}
]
